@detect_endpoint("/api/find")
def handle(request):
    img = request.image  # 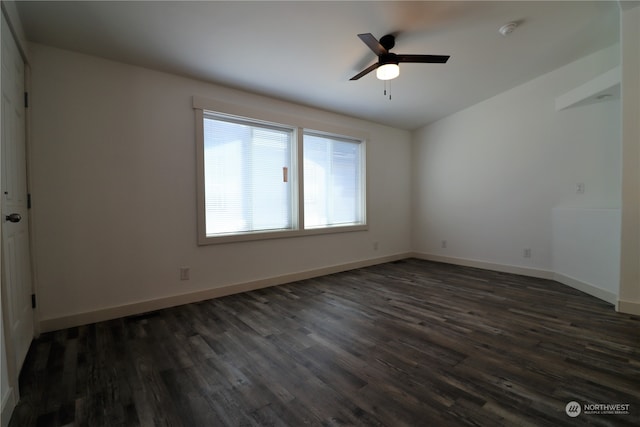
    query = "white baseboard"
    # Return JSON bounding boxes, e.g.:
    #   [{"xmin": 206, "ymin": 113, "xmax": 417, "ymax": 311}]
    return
[
  {"xmin": 411, "ymin": 252, "xmax": 555, "ymax": 279},
  {"xmin": 1, "ymin": 387, "xmax": 15, "ymax": 427},
  {"xmin": 617, "ymin": 299, "xmax": 640, "ymax": 315},
  {"xmin": 552, "ymin": 272, "xmax": 618, "ymax": 305},
  {"xmin": 412, "ymin": 252, "xmax": 623, "ymax": 307},
  {"xmin": 39, "ymin": 251, "xmax": 630, "ymax": 332},
  {"xmin": 39, "ymin": 253, "xmax": 412, "ymax": 332}
]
